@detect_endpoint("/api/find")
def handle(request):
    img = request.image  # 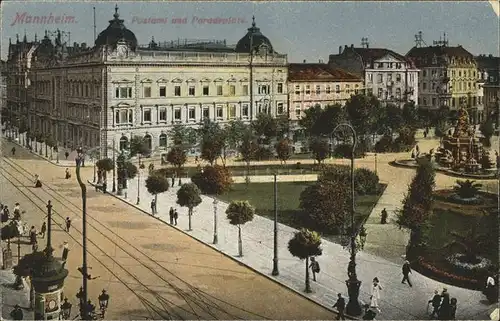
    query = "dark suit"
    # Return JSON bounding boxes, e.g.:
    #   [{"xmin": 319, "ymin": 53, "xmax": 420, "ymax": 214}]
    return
[
  {"xmin": 402, "ymin": 262, "xmax": 412, "ymax": 287},
  {"xmin": 333, "ymin": 297, "xmax": 346, "ymax": 320}
]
